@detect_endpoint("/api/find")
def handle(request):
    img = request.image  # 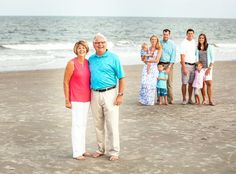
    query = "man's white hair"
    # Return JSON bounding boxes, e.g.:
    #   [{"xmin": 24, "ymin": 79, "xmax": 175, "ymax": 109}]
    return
[{"xmin": 93, "ymin": 33, "xmax": 107, "ymax": 42}]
